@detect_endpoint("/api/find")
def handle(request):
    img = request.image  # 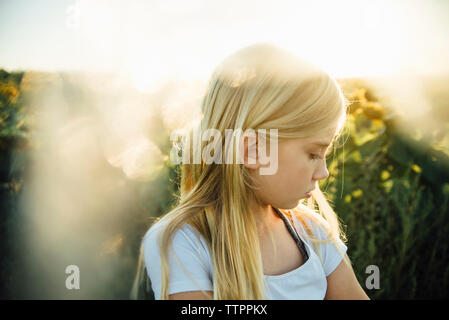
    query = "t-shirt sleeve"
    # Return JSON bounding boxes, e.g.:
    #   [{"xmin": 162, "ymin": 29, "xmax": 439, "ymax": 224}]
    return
[
  {"xmin": 303, "ymin": 214, "xmax": 348, "ymax": 277},
  {"xmin": 143, "ymin": 222, "xmax": 213, "ymax": 299}
]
